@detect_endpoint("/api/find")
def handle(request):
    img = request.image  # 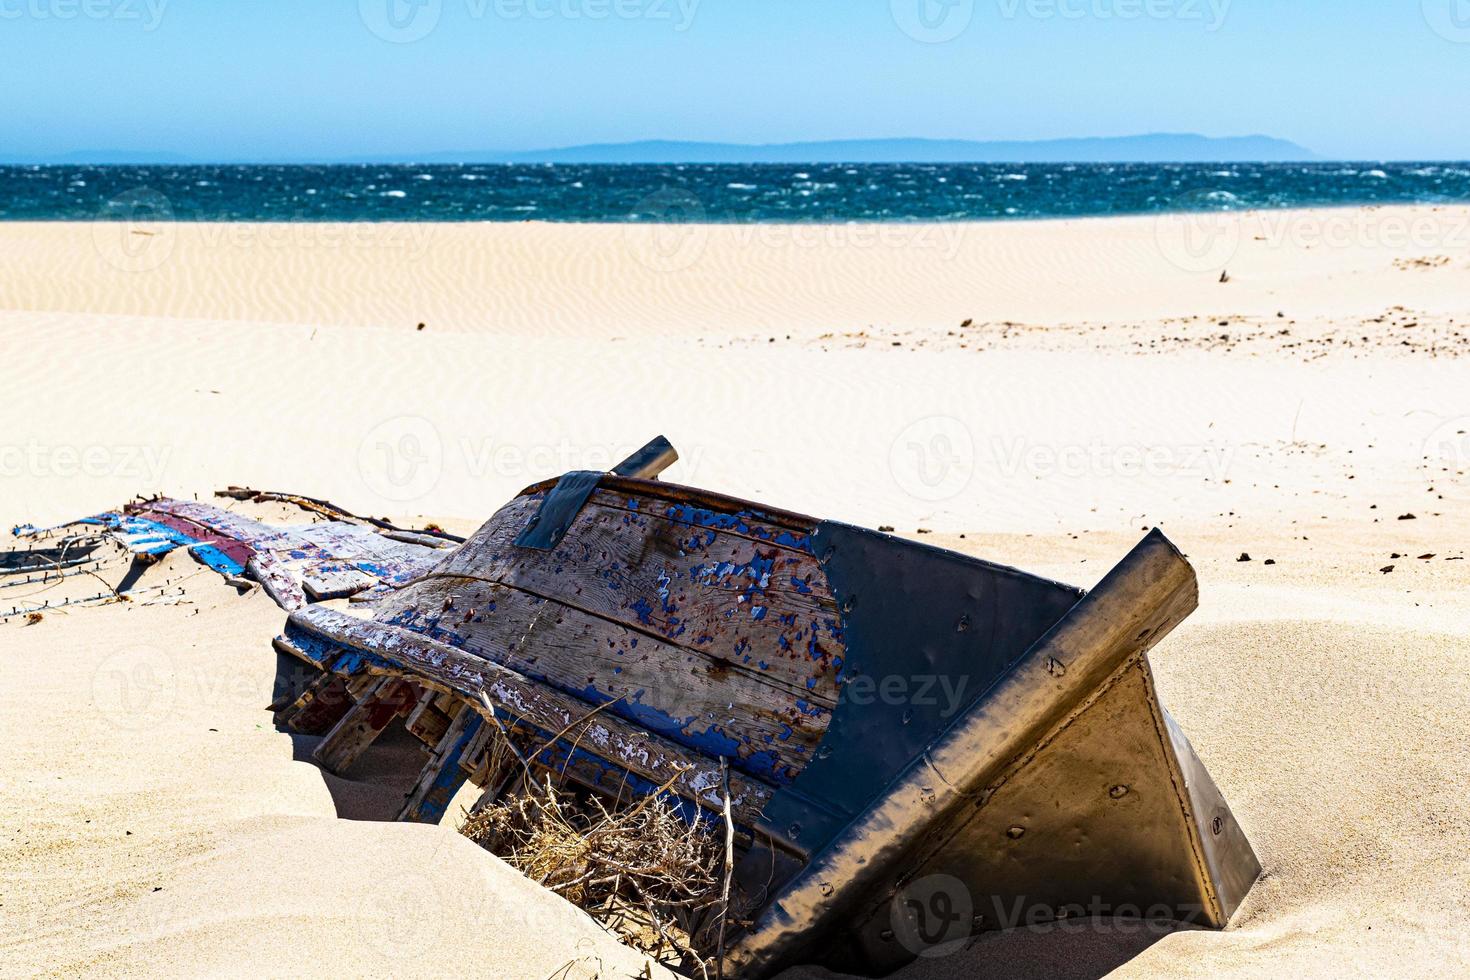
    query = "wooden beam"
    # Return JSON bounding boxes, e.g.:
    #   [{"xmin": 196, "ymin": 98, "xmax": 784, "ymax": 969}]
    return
[
  {"xmin": 288, "ymin": 606, "xmax": 777, "ymax": 827},
  {"xmin": 397, "ymin": 702, "xmax": 483, "ymax": 824},
  {"xmin": 312, "ymin": 677, "xmax": 417, "ymax": 775},
  {"xmin": 279, "ymin": 671, "xmax": 352, "ymax": 733}
]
